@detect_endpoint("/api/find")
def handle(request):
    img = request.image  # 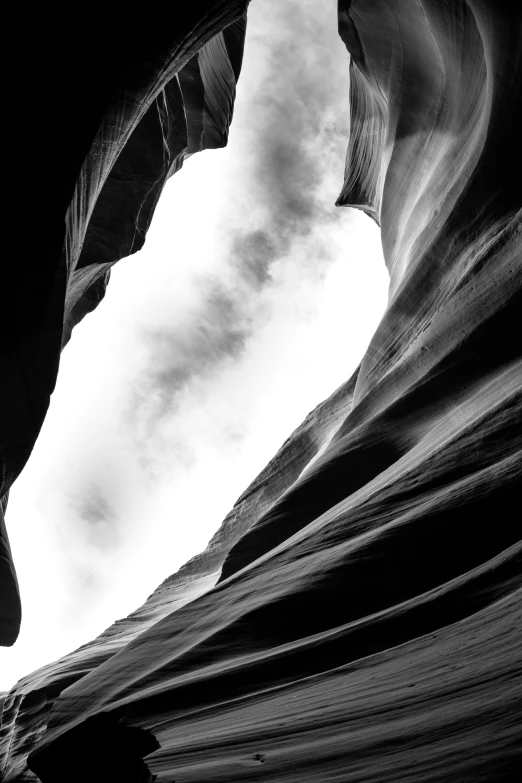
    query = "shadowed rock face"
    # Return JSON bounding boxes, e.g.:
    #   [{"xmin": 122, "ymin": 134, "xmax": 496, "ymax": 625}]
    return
[
  {"xmin": 1, "ymin": 1, "xmax": 521, "ymax": 781},
  {"xmin": 0, "ymin": 1, "xmax": 248, "ymax": 649}
]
